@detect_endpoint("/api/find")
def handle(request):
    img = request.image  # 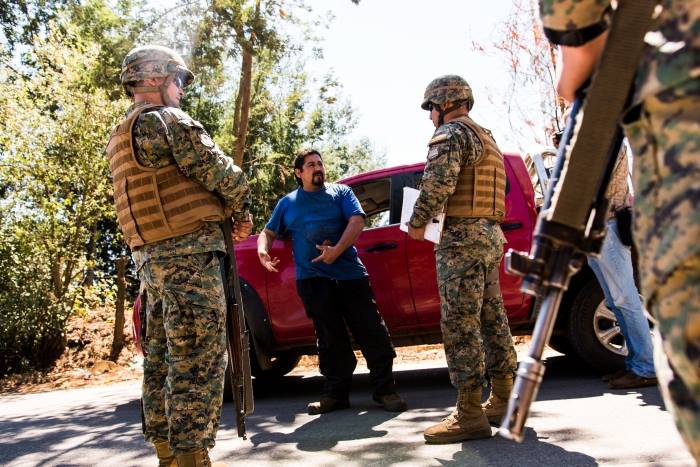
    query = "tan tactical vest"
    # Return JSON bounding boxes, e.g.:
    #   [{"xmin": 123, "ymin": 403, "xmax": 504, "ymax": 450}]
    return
[
  {"xmin": 444, "ymin": 116, "xmax": 506, "ymax": 221},
  {"xmin": 106, "ymin": 104, "xmax": 225, "ymax": 249}
]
